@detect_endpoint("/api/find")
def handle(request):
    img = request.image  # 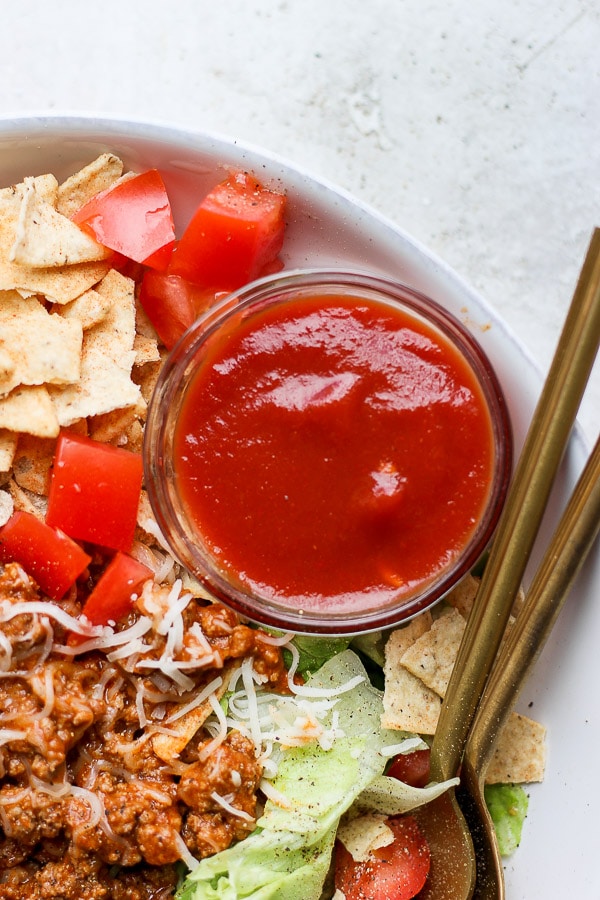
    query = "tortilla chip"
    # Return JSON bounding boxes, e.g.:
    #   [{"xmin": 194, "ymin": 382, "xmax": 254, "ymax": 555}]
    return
[
  {"xmin": 88, "ymin": 403, "xmax": 145, "ymax": 450},
  {"xmin": 11, "ymin": 433, "xmax": 56, "ymax": 495},
  {"xmin": 0, "ymin": 174, "xmax": 109, "ymax": 303},
  {"xmin": 387, "ymin": 611, "xmax": 433, "ymax": 657},
  {"xmin": 6, "ymin": 476, "xmax": 47, "ymax": 520},
  {"xmin": 94, "ymin": 269, "xmax": 137, "ymax": 356},
  {"xmin": 135, "ymin": 299, "xmax": 159, "ymax": 340},
  {"xmin": 399, "ymin": 607, "xmax": 466, "ymax": 698},
  {"xmin": 10, "ymin": 177, "xmax": 110, "ymax": 267},
  {"xmin": 0, "ymin": 489, "xmax": 13, "ymax": 526},
  {"xmin": 133, "ymin": 333, "xmax": 161, "ymax": 366},
  {"xmin": 0, "ymin": 346, "xmax": 15, "ymax": 393},
  {"xmin": 57, "ymin": 153, "xmax": 124, "ymax": 218},
  {"xmin": 133, "ymin": 357, "xmax": 163, "ymax": 405},
  {"xmin": 0, "ymin": 292, "xmax": 82, "ymax": 396},
  {"xmin": 49, "ymin": 269, "xmax": 141, "ymax": 425},
  {"xmin": 381, "ymin": 613, "xmax": 442, "ymax": 735},
  {"xmin": 0, "ymin": 385, "xmax": 59, "ymax": 438},
  {"xmin": 152, "ymin": 672, "xmax": 231, "ymax": 763},
  {"xmin": 336, "ymin": 813, "xmax": 394, "ymax": 859},
  {"xmin": 0, "ymin": 429, "xmax": 18, "ymax": 472},
  {"xmin": 381, "ymin": 667, "xmax": 441, "ymax": 736},
  {"xmin": 0, "ymin": 173, "xmax": 58, "ymax": 207},
  {"xmin": 49, "ymin": 353, "xmax": 140, "ymax": 426},
  {"xmin": 485, "ymin": 712, "xmax": 547, "ymax": 784},
  {"xmin": 57, "ymin": 288, "xmax": 113, "ymax": 330},
  {"xmin": 445, "ymin": 573, "xmax": 480, "ymax": 619},
  {"xmin": 0, "ymin": 258, "xmax": 111, "ymax": 305}
]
